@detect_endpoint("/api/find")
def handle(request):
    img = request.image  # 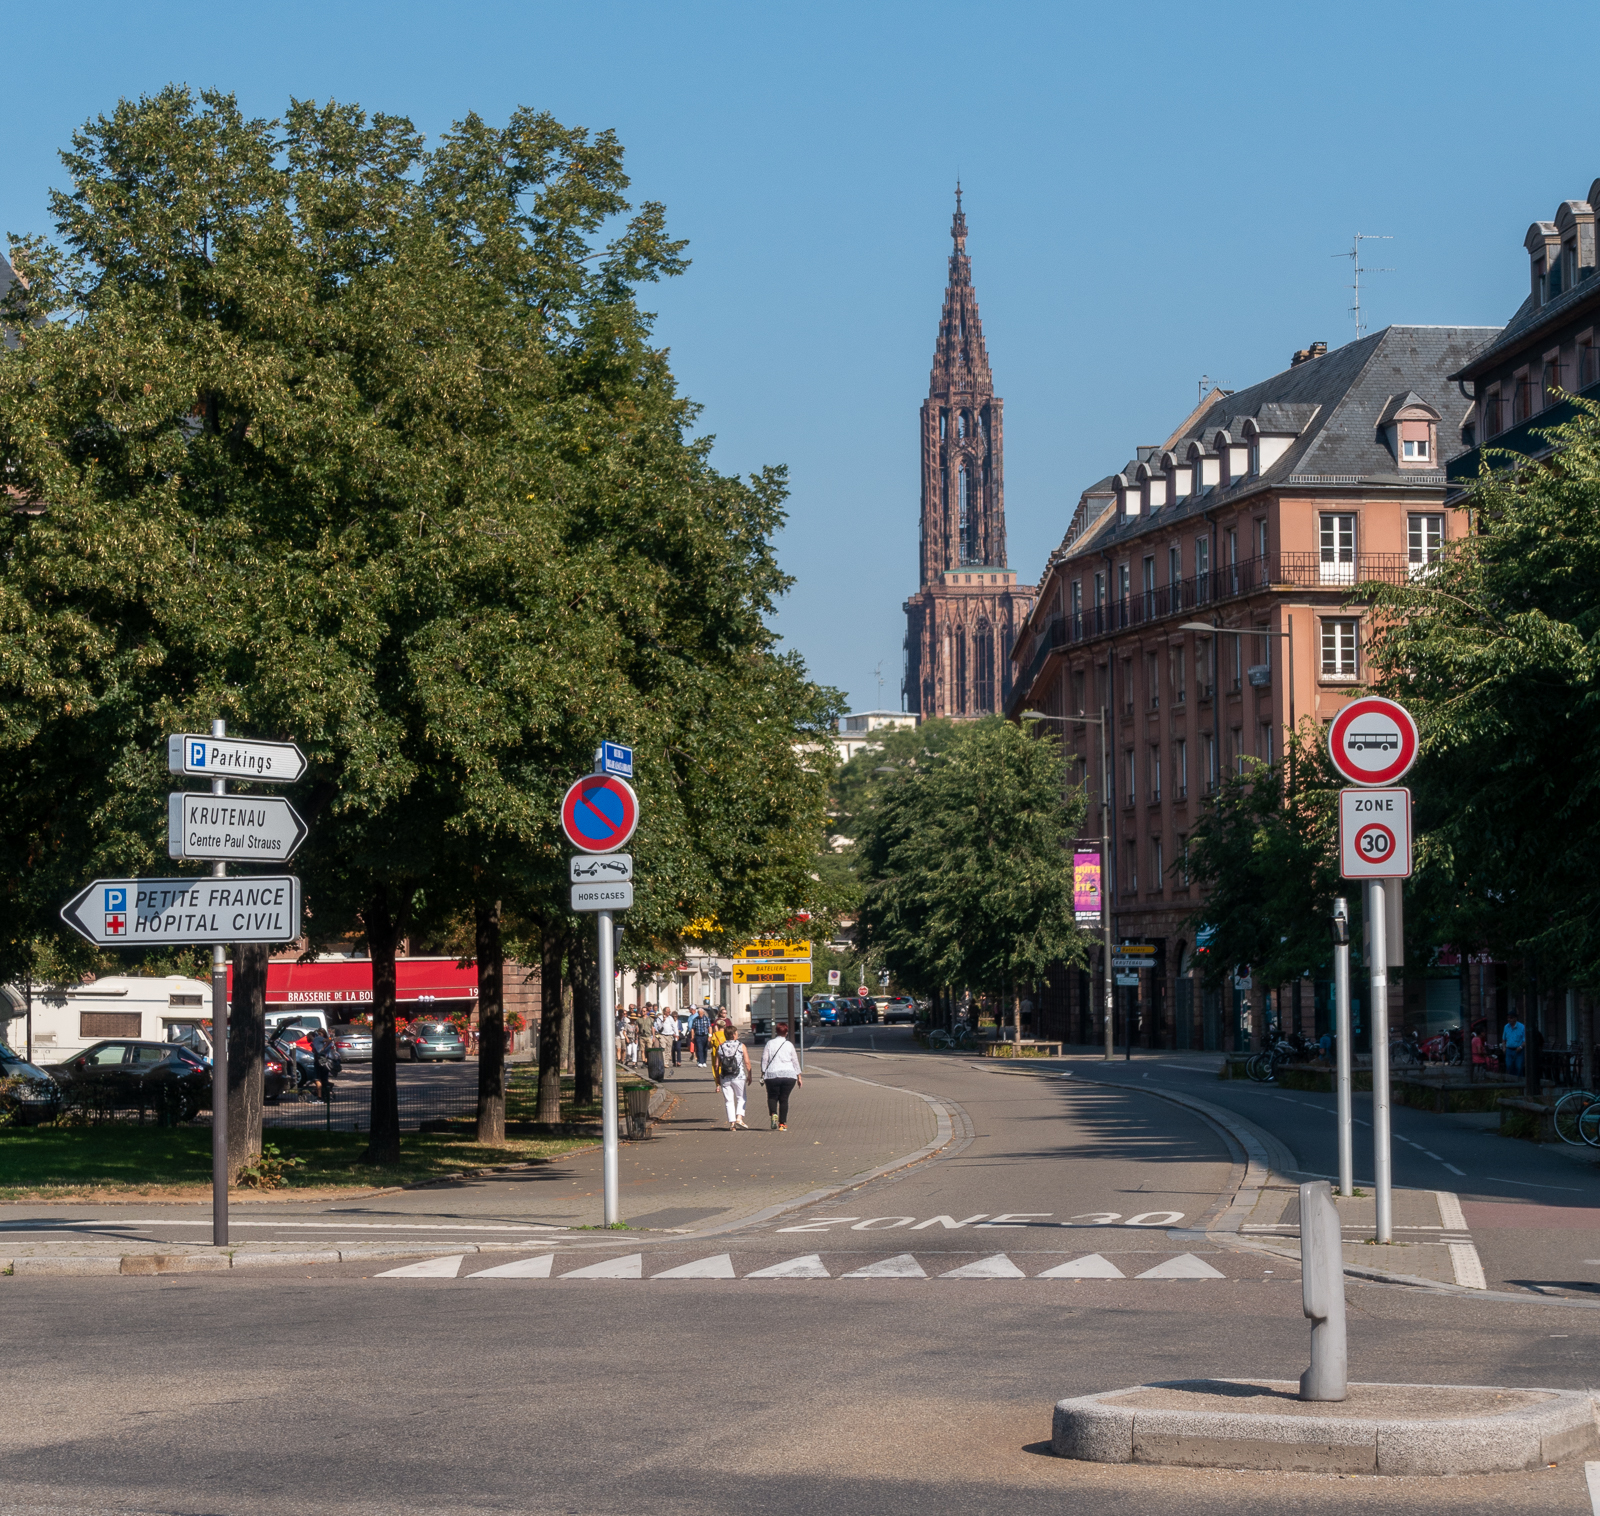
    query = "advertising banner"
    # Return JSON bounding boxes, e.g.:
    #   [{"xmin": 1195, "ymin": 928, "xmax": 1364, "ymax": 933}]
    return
[{"xmin": 1073, "ymin": 851, "xmax": 1102, "ymax": 924}]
